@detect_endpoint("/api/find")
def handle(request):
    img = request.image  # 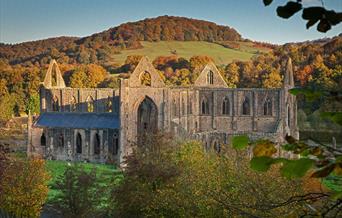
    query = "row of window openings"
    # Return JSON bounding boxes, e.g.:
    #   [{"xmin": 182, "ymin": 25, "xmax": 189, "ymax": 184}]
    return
[
  {"xmin": 141, "ymin": 70, "xmax": 215, "ymax": 88},
  {"xmin": 202, "ymin": 98, "xmax": 273, "ymax": 116},
  {"xmin": 139, "ymin": 71, "xmax": 214, "ymax": 86},
  {"xmin": 51, "ymin": 96, "xmax": 114, "ymax": 113},
  {"xmin": 173, "ymin": 98, "xmax": 273, "ymax": 116},
  {"xmin": 40, "ymin": 133, "xmax": 119, "ymax": 155}
]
